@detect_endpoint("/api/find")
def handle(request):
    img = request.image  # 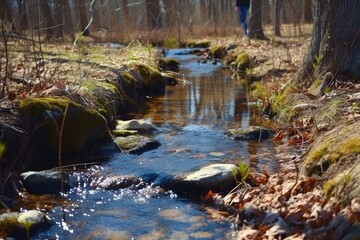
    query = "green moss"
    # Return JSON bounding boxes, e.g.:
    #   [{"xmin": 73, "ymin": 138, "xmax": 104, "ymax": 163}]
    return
[
  {"xmin": 309, "ymin": 78, "xmax": 322, "ymax": 93},
  {"xmin": 209, "ymin": 45, "xmax": 226, "ymax": 59},
  {"xmin": 121, "ymin": 72, "xmax": 137, "ymax": 89},
  {"xmin": 19, "ymin": 97, "xmax": 108, "ymax": 167},
  {"xmin": 235, "ymin": 52, "xmax": 250, "ymax": 72},
  {"xmin": 271, "ymin": 82, "xmax": 296, "ymax": 120},
  {"xmin": 185, "ymin": 39, "xmax": 211, "ymax": 48},
  {"xmin": 303, "ymin": 136, "xmax": 360, "ymax": 176},
  {"xmin": 133, "ymin": 63, "xmax": 165, "ymax": 95},
  {"xmin": 338, "ymin": 137, "xmax": 360, "ymax": 155},
  {"xmin": 250, "ymin": 82, "xmax": 270, "ymax": 101},
  {"xmin": 323, "ymin": 171, "xmax": 352, "ymax": 196},
  {"xmin": 306, "ymin": 140, "xmax": 333, "ymax": 164},
  {"xmin": 112, "ymin": 130, "xmax": 138, "ymax": 137},
  {"xmin": 164, "ymin": 37, "xmax": 177, "ymax": 48},
  {"xmin": 159, "ymin": 58, "xmax": 180, "ymax": 71},
  {"xmin": 323, "ymin": 178, "xmax": 337, "ymax": 196},
  {"xmin": 80, "ymin": 79, "xmax": 120, "ymax": 96}
]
